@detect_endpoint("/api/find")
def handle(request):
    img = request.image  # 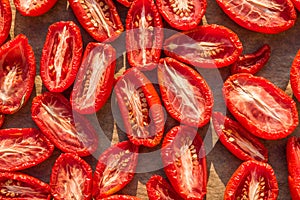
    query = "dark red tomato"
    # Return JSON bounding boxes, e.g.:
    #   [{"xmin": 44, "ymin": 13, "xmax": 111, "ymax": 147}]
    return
[
  {"xmin": 114, "ymin": 68, "xmax": 165, "ymax": 147},
  {"xmin": 13, "ymin": 0, "xmax": 57, "ymax": 16},
  {"xmin": 100, "ymin": 195, "xmax": 141, "ymax": 200},
  {"xmin": 216, "ymin": 0, "xmax": 296, "ymax": 34},
  {"xmin": 156, "ymin": 0, "xmax": 206, "ymax": 30},
  {"xmin": 224, "ymin": 160, "xmax": 278, "ymax": 199},
  {"xmin": 68, "ymin": 0, "xmax": 123, "ymax": 42},
  {"xmin": 231, "ymin": 44, "xmax": 271, "ymax": 75},
  {"xmin": 0, "ymin": 172, "xmax": 51, "ymax": 199},
  {"xmin": 161, "ymin": 125, "xmax": 207, "ymax": 199},
  {"xmin": 71, "ymin": 42, "xmax": 116, "ymax": 114},
  {"xmin": 164, "ymin": 24, "xmax": 243, "ymax": 68},
  {"xmin": 0, "ymin": 34, "xmax": 36, "ymax": 114},
  {"xmin": 92, "ymin": 141, "xmax": 139, "ymax": 199},
  {"xmin": 0, "ymin": 0, "xmax": 11, "ymax": 45},
  {"xmin": 126, "ymin": 0, "xmax": 163, "ymax": 71},
  {"xmin": 291, "ymin": 0, "xmax": 300, "ymax": 11},
  {"xmin": 146, "ymin": 175, "xmax": 184, "ymax": 200},
  {"xmin": 290, "ymin": 50, "xmax": 300, "ymax": 102},
  {"xmin": 223, "ymin": 73, "xmax": 298, "ymax": 140},
  {"xmin": 0, "ymin": 128, "xmax": 54, "ymax": 172},
  {"xmin": 116, "ymin": 0, "xmax": 133, "ymax": 7},
  {"xmin": 31, "ymin": 92, "xmax": 98, "ymax": 157},
  {"xmin": 40, "ymin": 21, "xmax": 83, "ymax": 93},
  {"xmin": 286, "ymin": 136, "xmax": 300, "ymax": 200},
  {"xmin": 50, "ymin": 153, "xmax": 92, "ymax": 200},
  {"xmin": 158, "ymin": 57, "xmax": 213, "ymax": 128},
  {"xmin": 212, "ymin": 112, "xmax": 268, "ymax": 162}
]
